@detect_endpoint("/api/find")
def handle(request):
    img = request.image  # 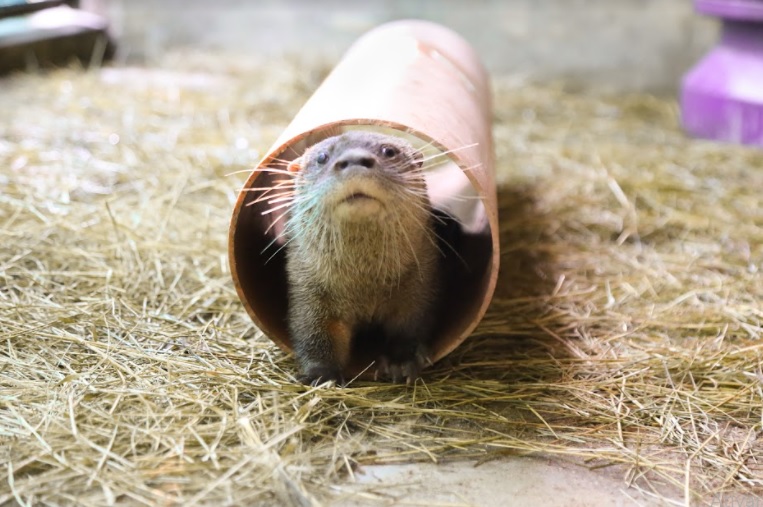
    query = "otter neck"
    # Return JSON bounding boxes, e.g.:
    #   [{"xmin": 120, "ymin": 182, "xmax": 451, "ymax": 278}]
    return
[{"xmin": 298, "ymin": 213, "xmax": 429, "ymax": 288}]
